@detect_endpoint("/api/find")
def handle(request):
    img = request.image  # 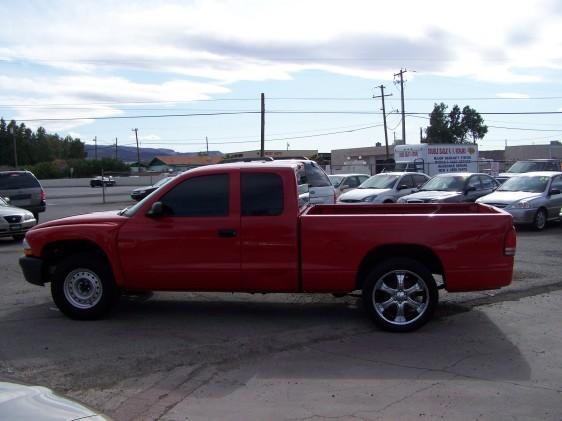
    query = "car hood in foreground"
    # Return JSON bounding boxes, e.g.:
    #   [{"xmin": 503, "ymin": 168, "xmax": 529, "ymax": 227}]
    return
[
  {"xmin": 0, "ymin": 381, "xmax": 108, "ymax": 420},
  {"xmin": 339, "ymin": 188, "xmax": 392, "ymax": 201},
  {"xmin": 477, "ymin": 191, "xmax": 542, "ymax": 204},
  {"xmin": 401, "ymin": 190, "xmax": 462, "ymax": 202}
]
